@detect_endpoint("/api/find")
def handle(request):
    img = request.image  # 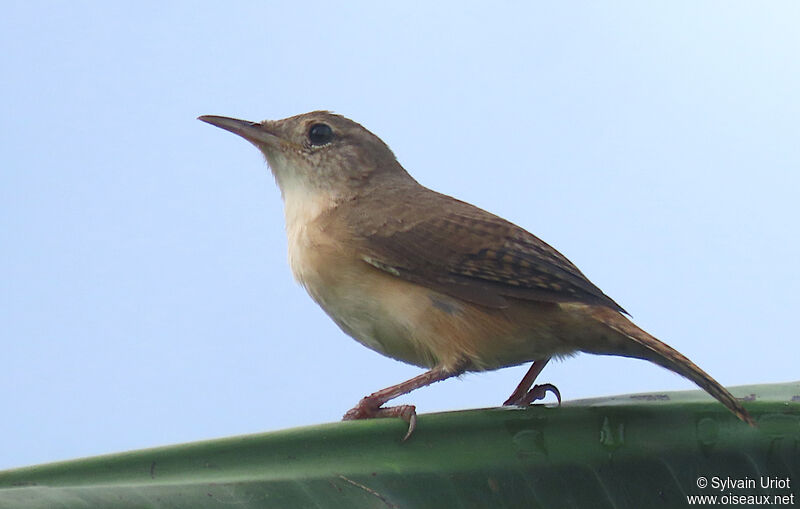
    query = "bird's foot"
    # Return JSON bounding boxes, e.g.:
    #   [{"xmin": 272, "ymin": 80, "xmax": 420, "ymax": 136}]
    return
[
  {"xmin": 503, "ymin": 383, "xmax": 561, "ymax": 406},
  {"xmin": 343, "ymin": 398, "xmax": 417, "ymax": 441}
]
